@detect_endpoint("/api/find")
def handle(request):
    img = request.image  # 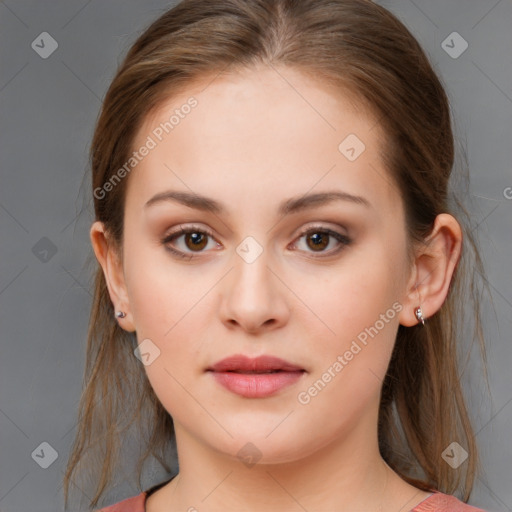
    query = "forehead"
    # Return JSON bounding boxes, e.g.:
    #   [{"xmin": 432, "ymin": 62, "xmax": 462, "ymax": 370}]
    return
[
  {"xmin": 141, "ymin": 65, "xmax": 375, "ymax": 145},
  {"xmin": 127, "ymin": 65, "xmax": 400, "ymax": 218}
]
